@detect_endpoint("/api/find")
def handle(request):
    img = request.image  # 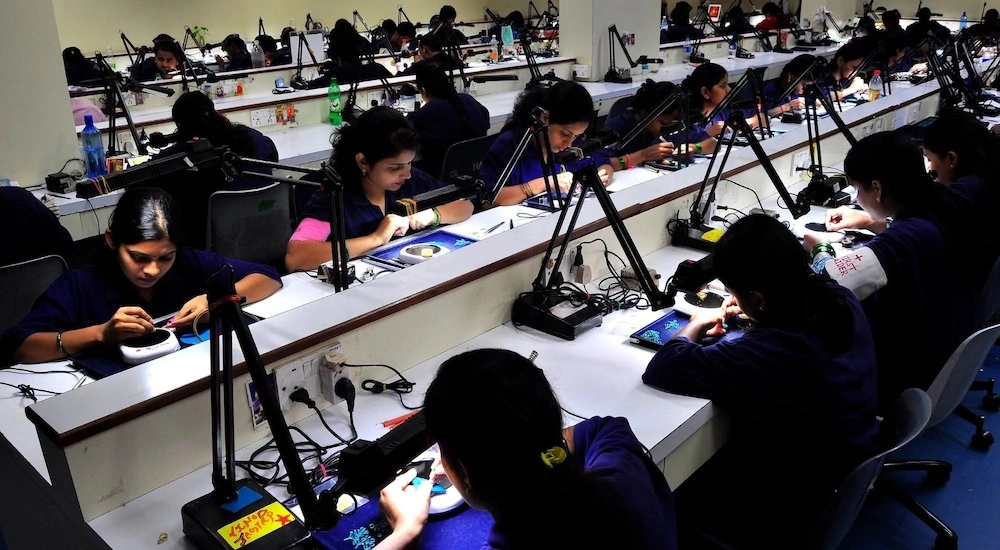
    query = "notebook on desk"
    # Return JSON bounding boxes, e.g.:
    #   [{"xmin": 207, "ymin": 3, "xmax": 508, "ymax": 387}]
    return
[{"xmin": 629, "ymin": 310, "xmax": 752, "ymax": 351}]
